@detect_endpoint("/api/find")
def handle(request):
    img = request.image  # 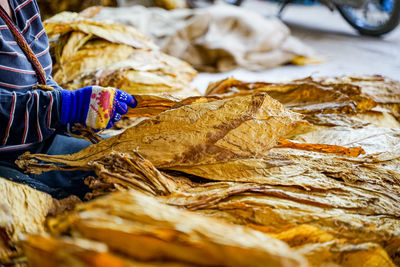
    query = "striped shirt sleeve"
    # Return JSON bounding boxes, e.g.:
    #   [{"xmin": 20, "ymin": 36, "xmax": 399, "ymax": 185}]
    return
[
  {"xmin": 0, "ymin": 87, "xmax": 62, "ymax": 146},
  {"xmin": 0, "ymin": 0, "xmax": 68, "ymax": 151}
]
